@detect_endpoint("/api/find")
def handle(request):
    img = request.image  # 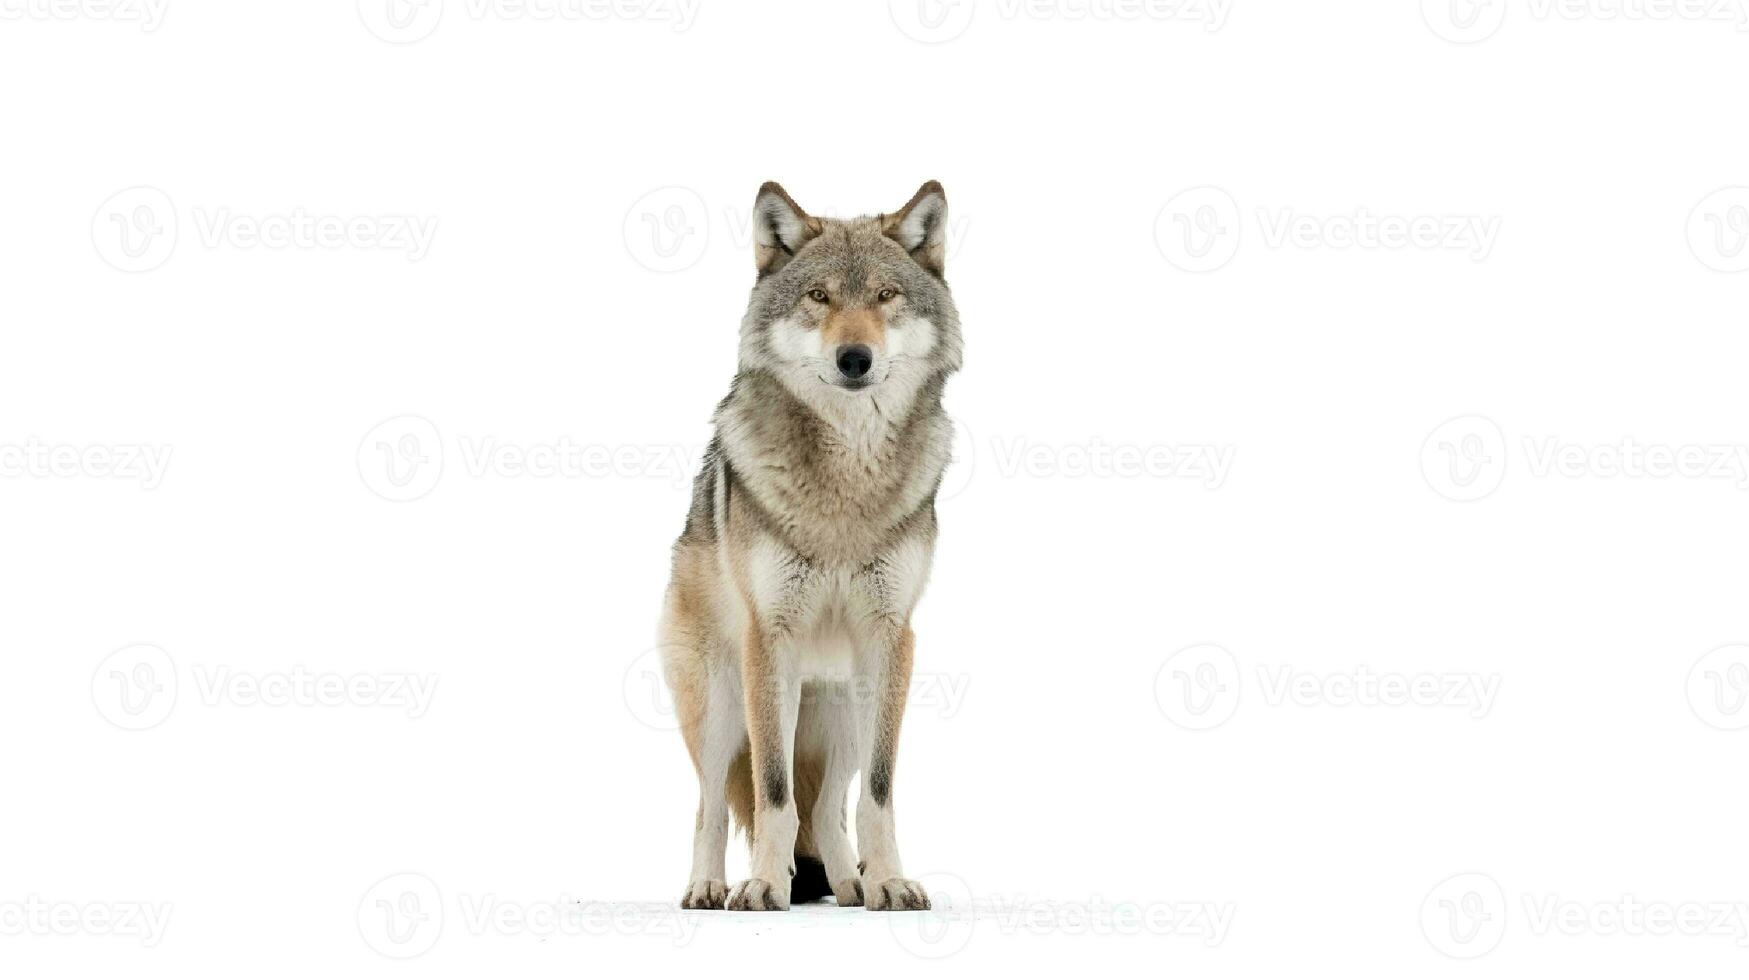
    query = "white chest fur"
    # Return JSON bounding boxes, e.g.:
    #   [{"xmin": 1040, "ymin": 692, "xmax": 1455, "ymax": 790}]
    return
[{"xmin": 741, "ymin": 535, "xmax": 934, "ymax": 676}]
